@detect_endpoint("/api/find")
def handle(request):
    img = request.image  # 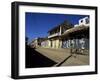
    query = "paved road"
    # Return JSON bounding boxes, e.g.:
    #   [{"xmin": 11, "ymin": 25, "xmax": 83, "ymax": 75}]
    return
[
  {"xmin": 35, "ymin": 47, "xmax": 71, "ymax": 63},
  {"xmin": 35, "ymin": 47, "xmax": 89, "ymax": 66},
  {"xmin": 60, "ymin": 55, "xmax": 89, "ymax": 66}
]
